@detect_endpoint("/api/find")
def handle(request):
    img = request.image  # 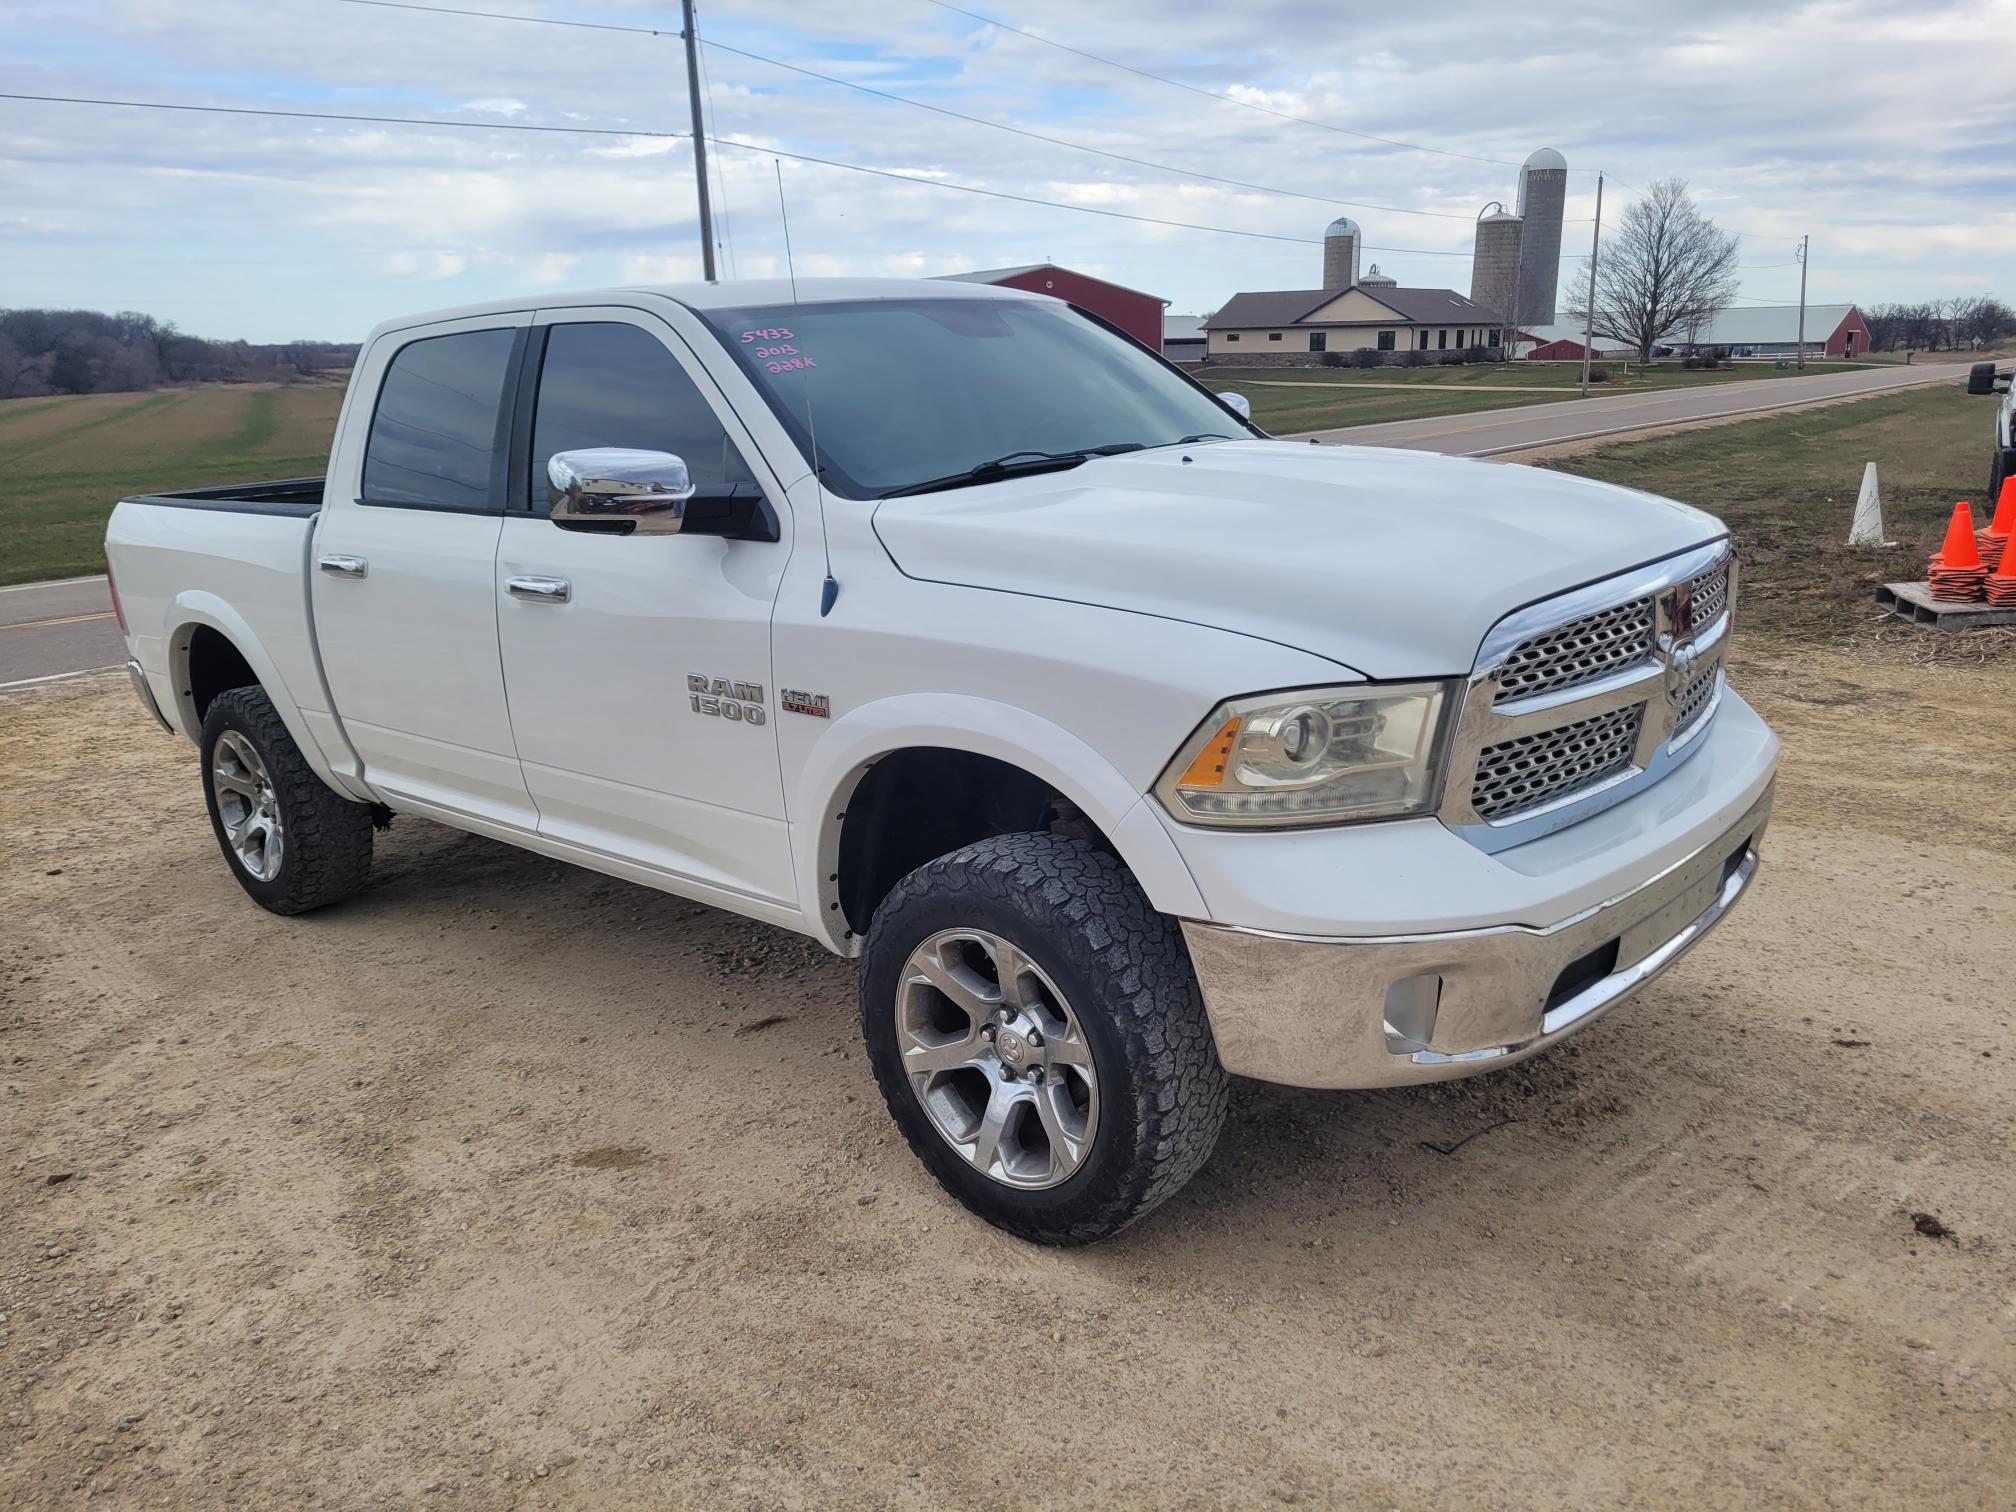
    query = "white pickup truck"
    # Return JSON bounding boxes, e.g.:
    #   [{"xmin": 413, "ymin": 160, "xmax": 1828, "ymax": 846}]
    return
[{"xmin": 106, "ymin": 278, "xmax": 1778, "ymax": 1244}]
